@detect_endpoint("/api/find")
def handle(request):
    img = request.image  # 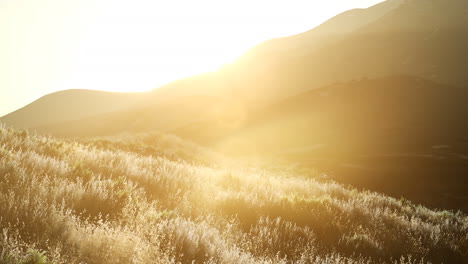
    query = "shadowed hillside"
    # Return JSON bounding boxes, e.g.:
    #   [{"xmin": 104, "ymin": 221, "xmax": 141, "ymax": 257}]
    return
[{"xmin": 1, "ymin": 125, "xmax": 467, "ymax": 263}]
